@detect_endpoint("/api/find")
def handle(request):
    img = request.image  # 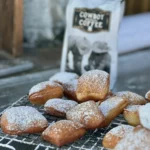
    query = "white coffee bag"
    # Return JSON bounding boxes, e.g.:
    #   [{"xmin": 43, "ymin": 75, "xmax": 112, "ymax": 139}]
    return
[{"xmin": 61, "ymin": 0, "xmax": 125, "ymax": 88}]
